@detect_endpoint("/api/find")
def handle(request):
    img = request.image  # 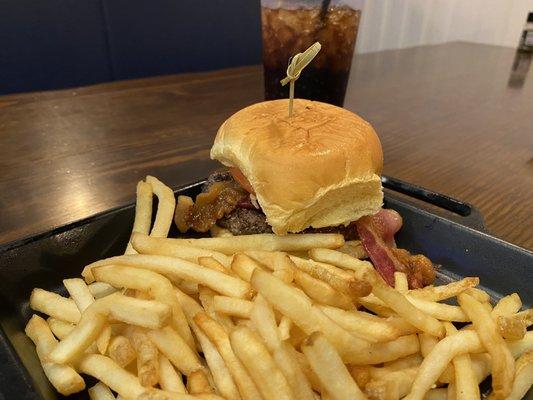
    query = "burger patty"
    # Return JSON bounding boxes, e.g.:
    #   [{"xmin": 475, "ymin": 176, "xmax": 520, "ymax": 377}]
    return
[
  {"xmin": 202, "ymin": 170, "xmax": 234, "ymax": 192},
  {"xmin": 202, "ymin": 171, "xmax": 359, "ymax": 238},
  {"xmin": 219, "ymin": 208, "xmax": 273, "ymax": 235}
]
